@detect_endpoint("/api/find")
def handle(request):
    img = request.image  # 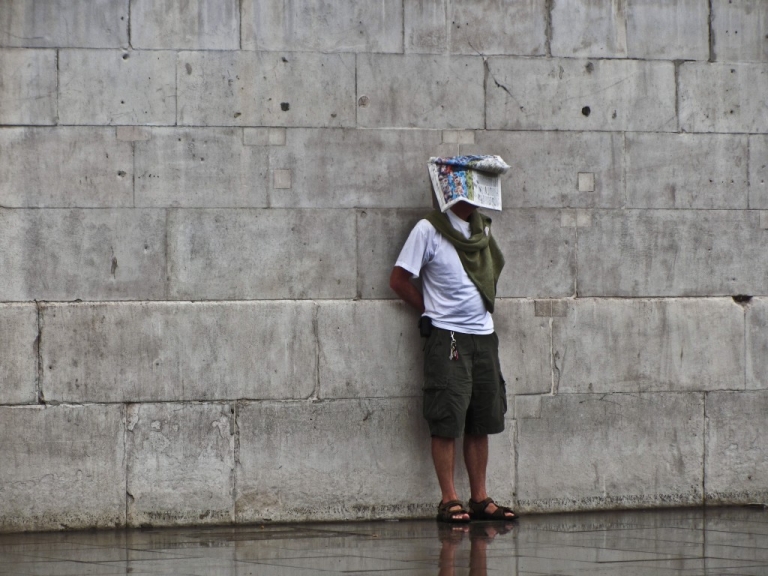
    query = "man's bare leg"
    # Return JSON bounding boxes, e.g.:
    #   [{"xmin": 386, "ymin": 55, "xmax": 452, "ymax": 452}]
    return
[
  {"xmin": 464, "ymin": 434, "xmax": 514, "ymax": 518},
  {"xmin": 432, "ymin": 436, "xmax": 469, "ymax": 521}
]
